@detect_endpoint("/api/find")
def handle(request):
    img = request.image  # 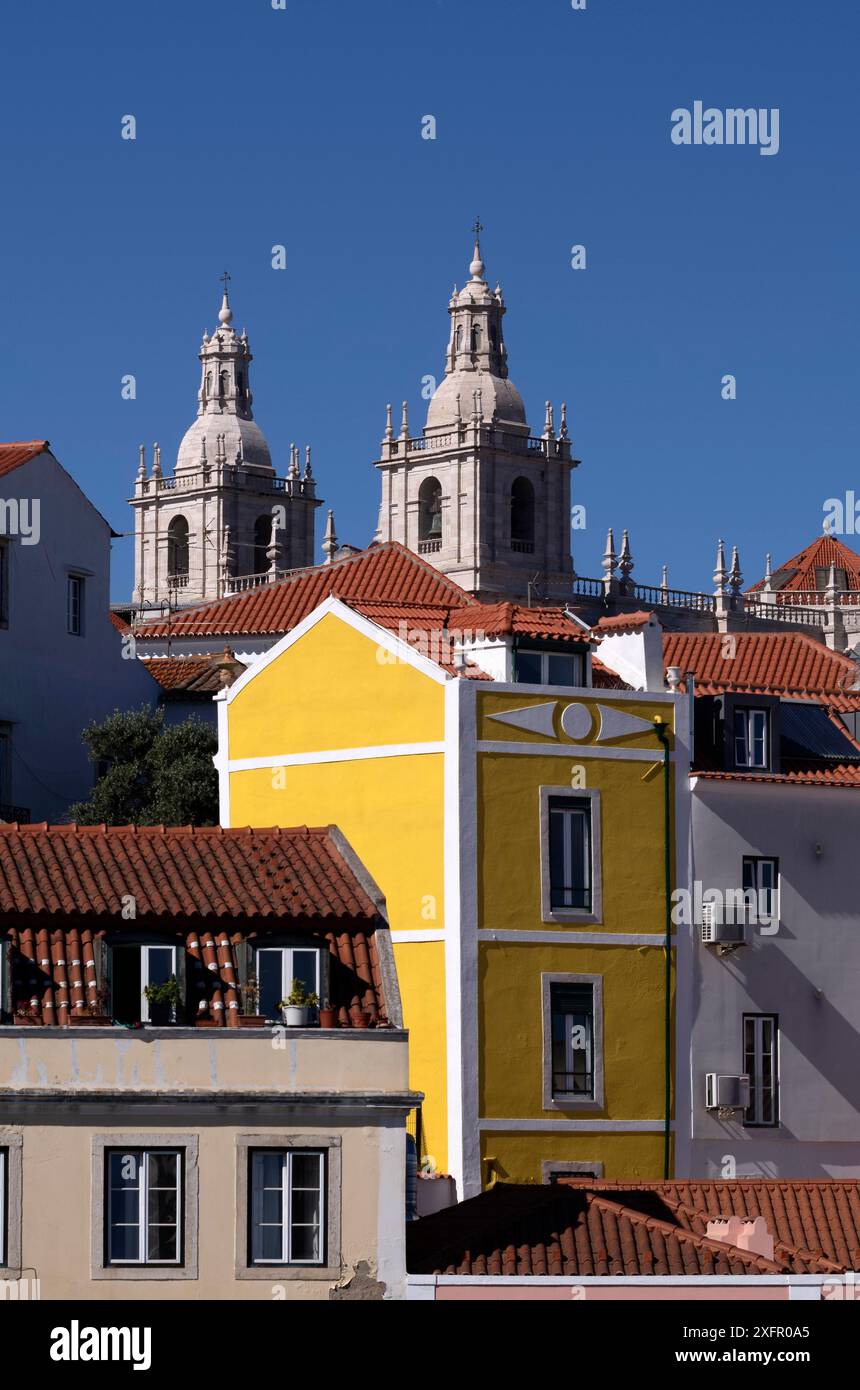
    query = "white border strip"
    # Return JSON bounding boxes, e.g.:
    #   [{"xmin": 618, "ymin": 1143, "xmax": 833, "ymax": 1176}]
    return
[
  {"xmin": 477, "ymin": 740, "xmax": 673, "ymax": 763},
  {"xmin": 478, "ymin": 930, "xmax": 668, "ymax": 946},
  {"xmin": 225, "ymin": 742, "xmax": 444, "ymax": 773},
  {"xmin": 479, "ymin": 1118, "xmax": 672, "ymax": 1132}
]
